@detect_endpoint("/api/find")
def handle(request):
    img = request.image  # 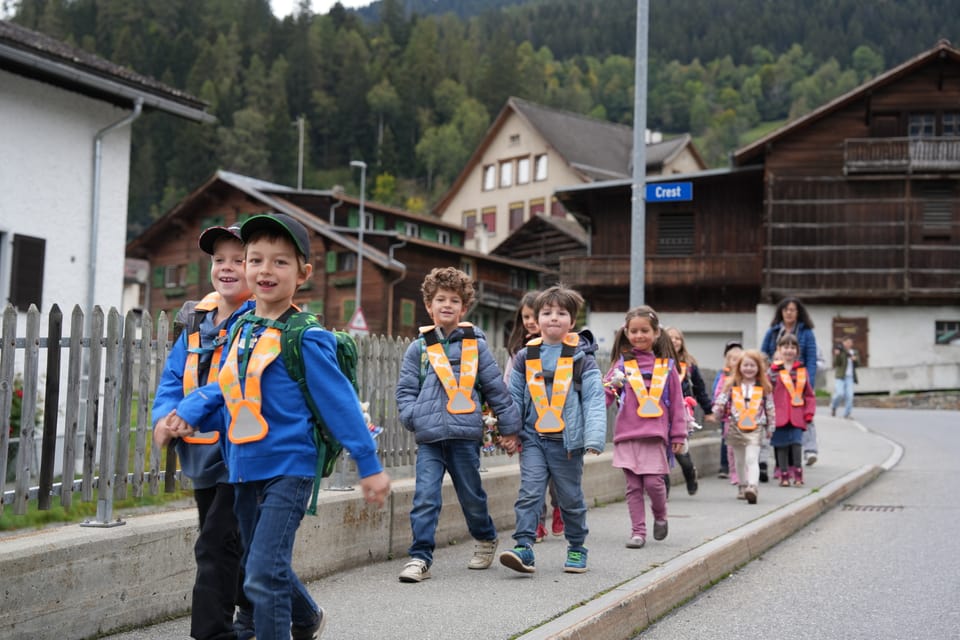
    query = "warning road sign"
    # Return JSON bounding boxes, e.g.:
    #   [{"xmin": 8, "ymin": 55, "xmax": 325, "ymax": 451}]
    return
[{"xmin": 347, "ymin": 307, "xmax": 369, "ymax": 335}]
